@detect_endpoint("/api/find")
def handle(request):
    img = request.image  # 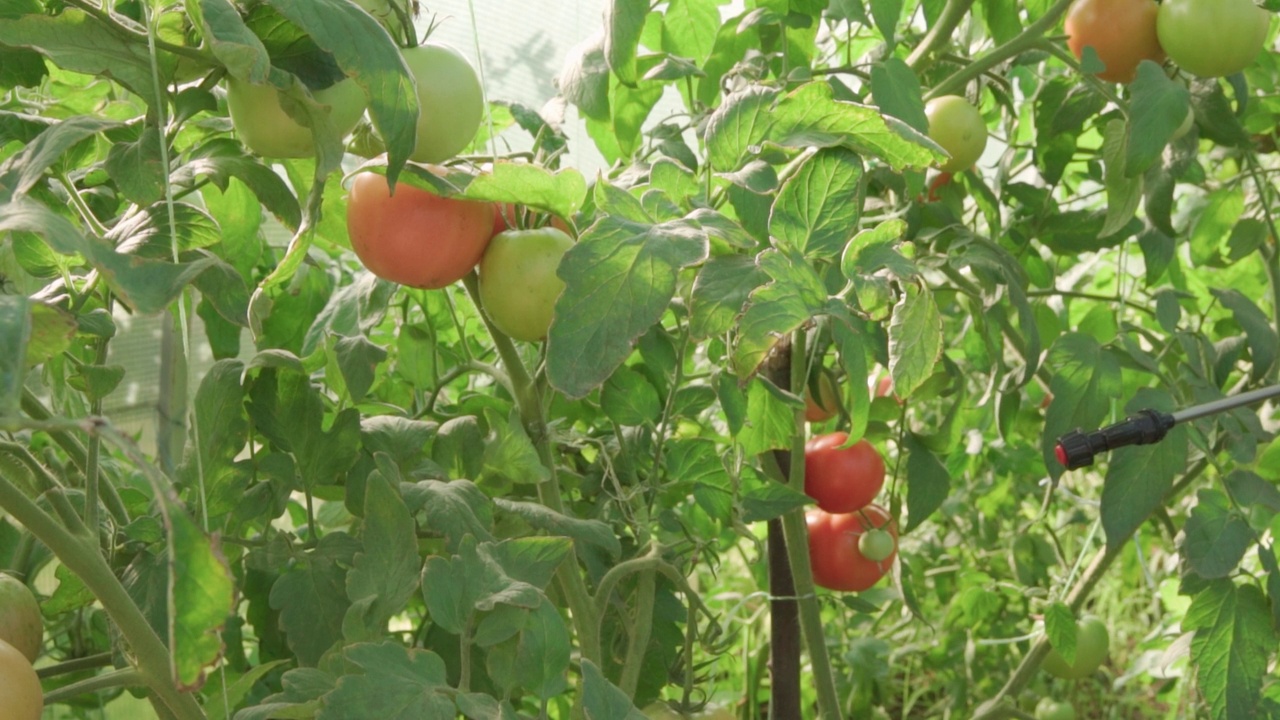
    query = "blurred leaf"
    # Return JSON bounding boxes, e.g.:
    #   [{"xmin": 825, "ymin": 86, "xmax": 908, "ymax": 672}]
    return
[
  {"xmin": 0, "ymin": 295, "xmax": 29, "ymax": 415},
  {"xmin": 605, "ymin": 0, "xmax": 648, "ymax": 85},
  {"xmin": 1126, "ymin": 61, "xmax": 1190, "ymax": 176},
  {"xmin": 1211, "ymin": 289, "xmax": 1278, "ymax": 382},
  {"xmin": 481, "ymin": 409, "xmax": 550, "ymax": 487},
  {"xmin": 1044, "ymin": 602, "xmax": 1077, "ymax": 665},
  {"xmin": 661, "ymin": 0, "xmax": 718, "ymax": 65},
  {"xmin": 582, "ymin": 659, "xmax": 648, "ymax": 720},
  {"xmin": 333, "ymin": 335, "xmax": 387, "ymax": 404},
  {"xmin": 0, "ymin": 12, "xmax": 160, "ymax": 106},
  {"xmin": 1102, "ymin": 119, "xmax": 1141, "ymax": 237},
  {"xmin": 601, "ymin": 366, "xmax": 662, "ymax": 426},
  {"xmin": 741, "ymin": 477, "xmax": 812, "ymax": 523},
  {"xmin": 871, "ymin": 59, "xmax": 927, "ymax": 133}
]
